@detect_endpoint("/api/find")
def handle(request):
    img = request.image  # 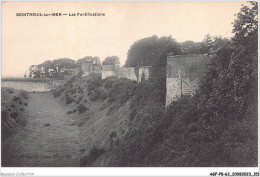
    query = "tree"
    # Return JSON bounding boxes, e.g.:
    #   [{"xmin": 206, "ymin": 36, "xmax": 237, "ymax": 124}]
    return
[
  {"xmin": 102, "ymin": 56, "xmax": 120, "ymax": 65},
  {"xmin": 232, "ymin": 2, "xmax": 258, "ymax": 51},
  {"xmin": 202, "ymin": 34, "xmax": 229, "ymax": 53},
  {"xmin": 76, "ymin": 56, "xmax": 101, "ymax": 66},
  {"xmin": 180, "ymin": 40, "xmax": 208, "ymax": 54},
  {"xmin": 28, "ymin": 58, "xmax": 77, "ymax": 78},
  {"xmin": 125, "ymin": 35, "xmax": 181, "ymax": 67}
]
